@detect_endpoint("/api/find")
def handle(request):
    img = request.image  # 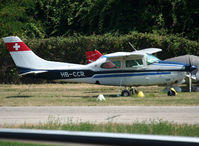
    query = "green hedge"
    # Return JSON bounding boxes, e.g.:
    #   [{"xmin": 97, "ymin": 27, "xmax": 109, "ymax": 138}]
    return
[{"xmin": 0, "ymin": 32, "xmax": 199, "ymax": 83}]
